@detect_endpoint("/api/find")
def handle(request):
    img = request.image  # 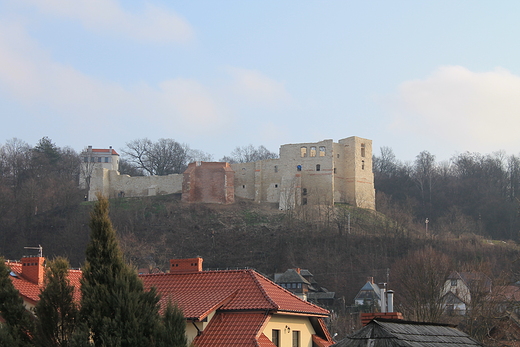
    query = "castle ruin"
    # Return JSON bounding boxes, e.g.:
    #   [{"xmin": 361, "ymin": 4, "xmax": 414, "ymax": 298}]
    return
[{"xmin": 82, "ymin": 136, "xmax": 375, "ymax": 210}]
